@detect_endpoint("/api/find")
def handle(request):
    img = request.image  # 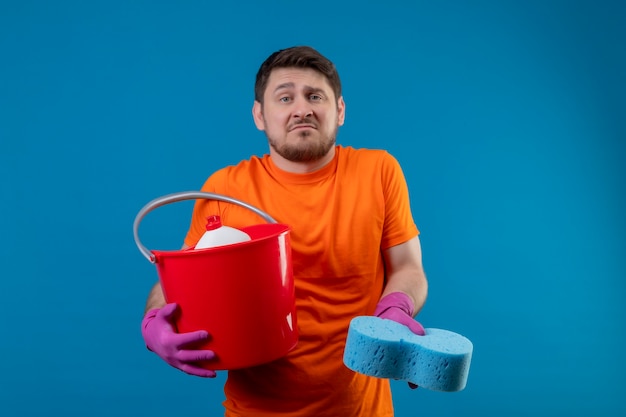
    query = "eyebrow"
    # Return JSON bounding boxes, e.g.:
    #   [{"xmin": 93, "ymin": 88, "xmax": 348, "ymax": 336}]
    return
[
  {"xmin": 273, "ymin": 83, "xmax": 327, "ymax": 95},
  {"xmin": 274, "ymin": 82, "xmax": 295, "ymax": 92}
]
